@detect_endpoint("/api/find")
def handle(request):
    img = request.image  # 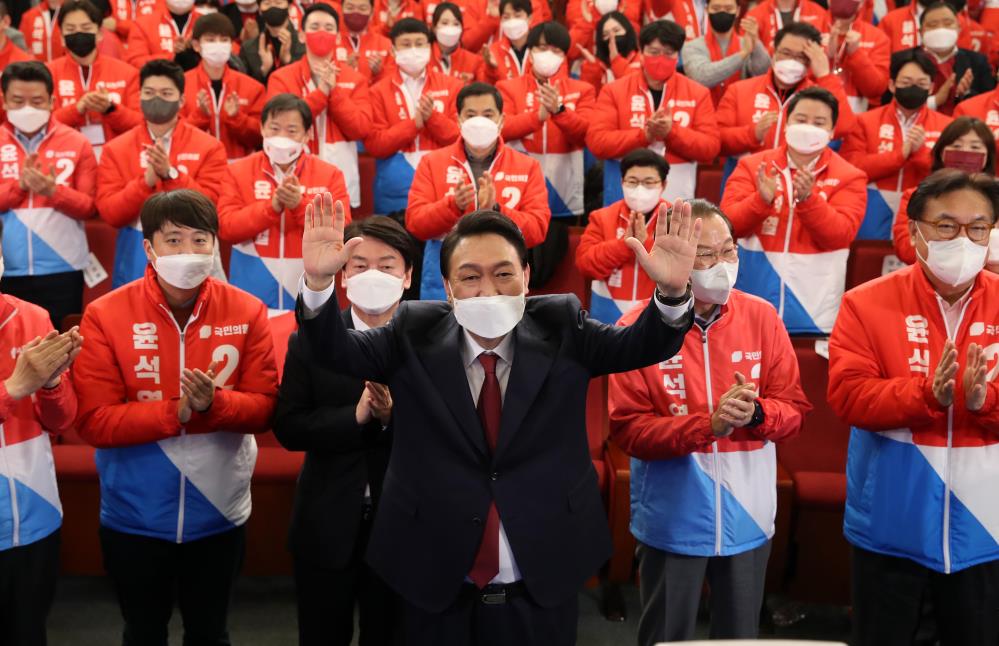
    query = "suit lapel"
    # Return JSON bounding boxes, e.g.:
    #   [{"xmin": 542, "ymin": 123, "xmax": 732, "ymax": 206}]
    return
[
  {"xmin": 494, "ymin": 313, "xmax": 555, "ymax": 460},
  {"xmin": 417, "ymin": 313, "xmax": 488, "ymax": 456}
]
